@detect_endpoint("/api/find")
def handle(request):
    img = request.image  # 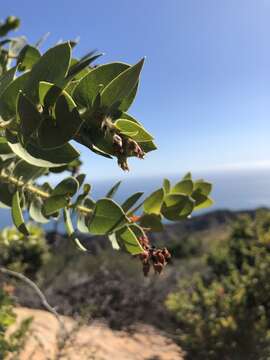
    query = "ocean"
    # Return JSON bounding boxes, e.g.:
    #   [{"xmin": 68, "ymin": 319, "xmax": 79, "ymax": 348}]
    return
[{"xmin": 1, "ymin": 168, "xmax": 270, "ymax": 228}]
